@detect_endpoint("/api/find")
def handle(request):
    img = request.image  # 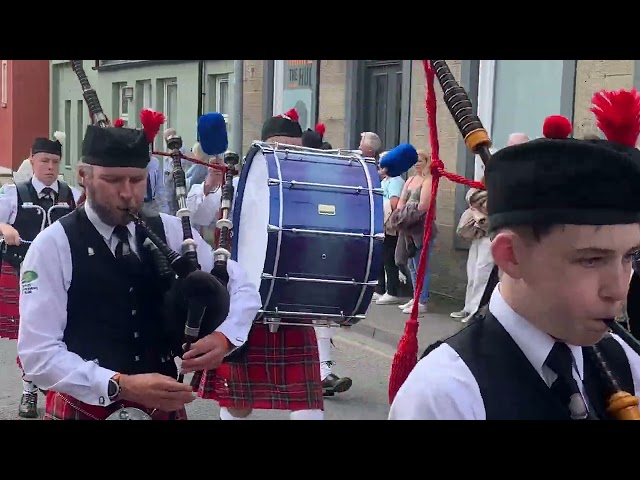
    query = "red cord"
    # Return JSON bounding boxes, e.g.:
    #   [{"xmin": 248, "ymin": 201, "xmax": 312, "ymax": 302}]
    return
[
  {"xmin": 388, "ymin": 60, "xmax": 487, "ymax": 404},
  {"xmin": 151, "ymin": 150, "xmax": 228, "ymax": 174}
]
